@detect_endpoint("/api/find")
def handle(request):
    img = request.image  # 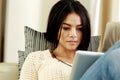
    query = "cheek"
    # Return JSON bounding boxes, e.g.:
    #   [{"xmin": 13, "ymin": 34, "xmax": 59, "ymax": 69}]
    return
[
  {"xmin": 60, "ymin": 32, "xmax": 66, "ymax": 39},
  {"xmin": 59, "ymin": 29, "xmax": 67, "ymax": 37}
]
